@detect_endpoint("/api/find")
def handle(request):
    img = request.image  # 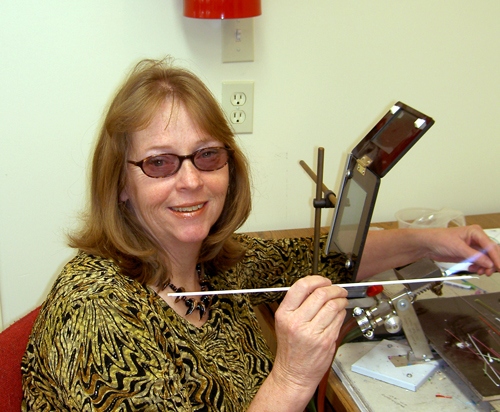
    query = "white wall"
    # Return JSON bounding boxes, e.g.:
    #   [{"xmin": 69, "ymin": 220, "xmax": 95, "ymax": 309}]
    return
[{"xmin": 1, "ymin": 1, "xmax": 499, "ymax": 327}]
